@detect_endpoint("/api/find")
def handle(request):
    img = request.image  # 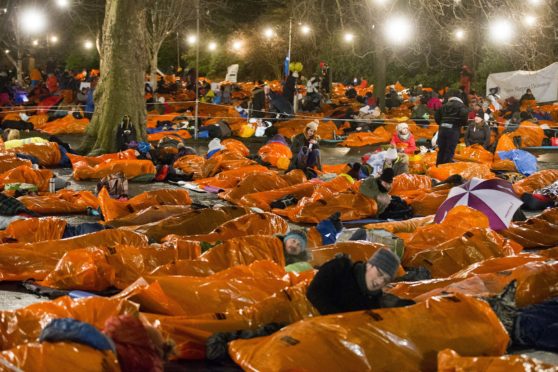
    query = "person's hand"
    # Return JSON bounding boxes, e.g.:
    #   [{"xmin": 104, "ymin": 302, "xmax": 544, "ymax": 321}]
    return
[{"xmin": 309, "ymin": 139, "xmax": 317, "ymax": 145}]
